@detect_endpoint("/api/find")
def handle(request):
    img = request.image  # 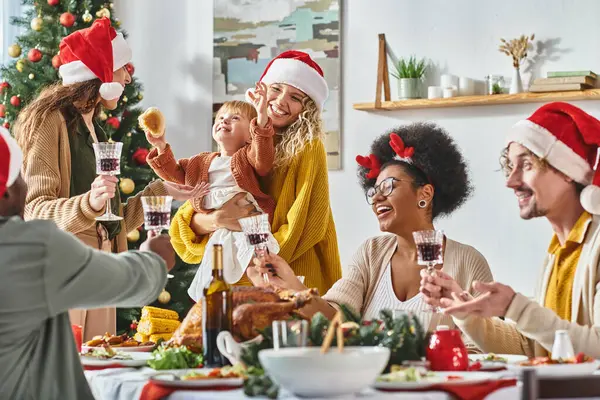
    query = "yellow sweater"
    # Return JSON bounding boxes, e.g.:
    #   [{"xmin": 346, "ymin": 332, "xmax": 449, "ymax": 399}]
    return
[{"xmin": 170, "ymin": 139, "xmax": 342, "ymax": 296}]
